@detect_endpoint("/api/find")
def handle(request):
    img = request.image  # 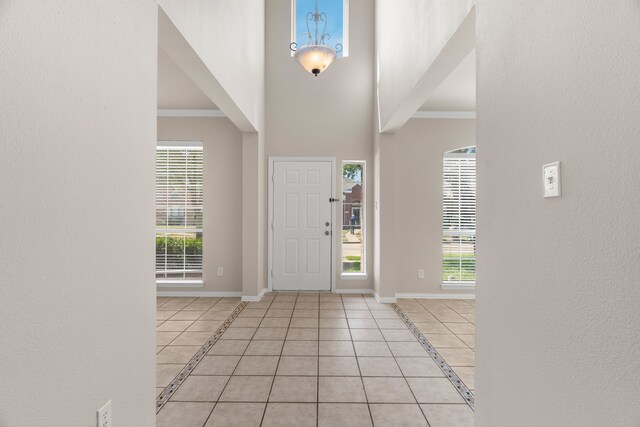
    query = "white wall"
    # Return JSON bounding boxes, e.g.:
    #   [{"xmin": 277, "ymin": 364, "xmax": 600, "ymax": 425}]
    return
[
  {"xmin": 394, "ymin": 118, "xmax": 475, "ymax": 295},
  {"xmin": 158, "ymin": 0, "xmax": 265, "ymax": 132},
  {"xmin": 265, "ymin": 0, "xmax": 375, "ymax": 291},
  {"xmin": 375, "ymin": 0, "xmax": 475, "ymax": 131},
  {"xmin": 0, "ymin": 1, "xmax": 157, "ymax": 426},
  {"xmin": 157, "ymin": 117, "xmax": 243, "ymax": 294},
  {"xmin": 476, "ymin": 1, "xmax": 640, "ymax": 425}
]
